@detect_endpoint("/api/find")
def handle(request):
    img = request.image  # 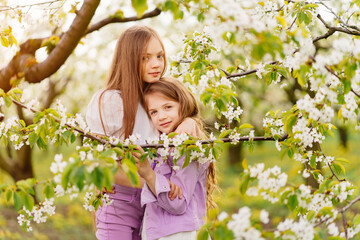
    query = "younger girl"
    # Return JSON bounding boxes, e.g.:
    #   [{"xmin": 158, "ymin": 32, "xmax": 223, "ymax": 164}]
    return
[{"xmin": 134, "ymin": 77, "xmax": 216, "ymax": 240}]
